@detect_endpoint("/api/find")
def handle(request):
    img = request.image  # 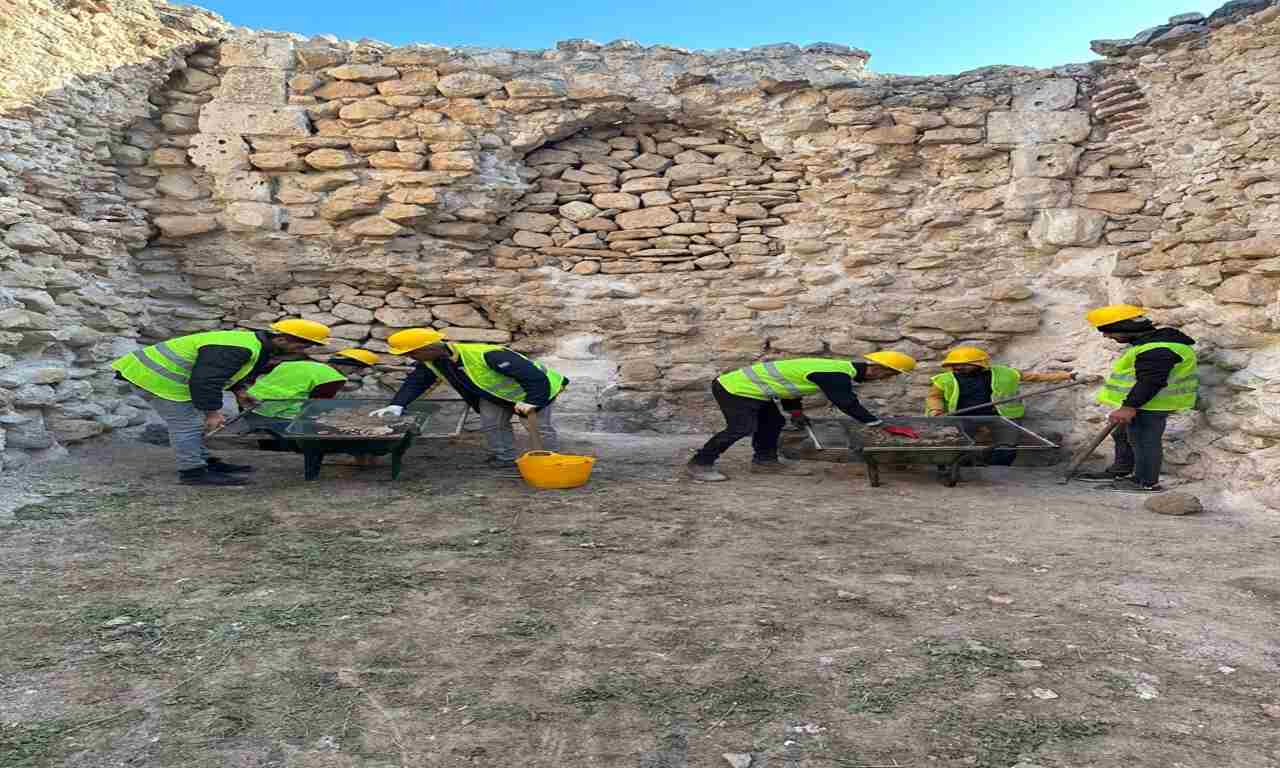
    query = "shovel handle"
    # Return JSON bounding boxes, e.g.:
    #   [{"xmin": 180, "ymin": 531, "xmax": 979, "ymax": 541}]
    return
[
  {"xmin": 520, "ymin": 408, "xmax": 544, "ymax": 452},
  {"xmin": 950, "ymin": 378, "xmax": 1086, "ymax": 417},
  {"xmin": 804, "ymin": 423, "xmax": 824, "ymax": 450},
  {"xmin": 1060, "ymin": 422, "xmax": 1118, "ymax": 484}
]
